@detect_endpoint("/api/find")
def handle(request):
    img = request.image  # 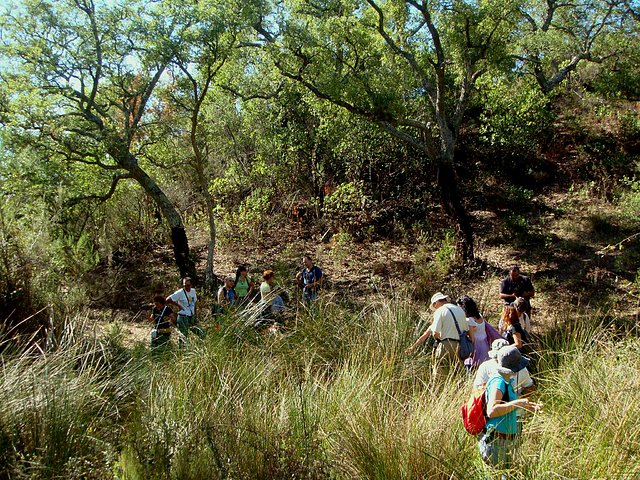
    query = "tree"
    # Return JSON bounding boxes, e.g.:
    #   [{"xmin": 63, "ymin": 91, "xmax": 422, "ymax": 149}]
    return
[
  {"xmin": 264, "ymin": 0, "xmax": 524, "ymax": 261},
  {"xmin": 0, "ymin": 0, "xmax": 196, "ymax": 277},
  {"xmin": 515, "ymin": 0, "xmax": 629, "ymax": 94}
]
